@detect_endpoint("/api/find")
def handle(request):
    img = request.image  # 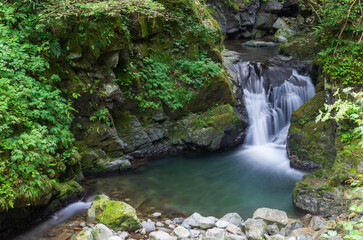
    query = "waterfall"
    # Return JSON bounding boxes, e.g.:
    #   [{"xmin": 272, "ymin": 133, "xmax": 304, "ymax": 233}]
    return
[{"xmin": 237, "ymin": 62, "xmax": 315, "ymax": 146}]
